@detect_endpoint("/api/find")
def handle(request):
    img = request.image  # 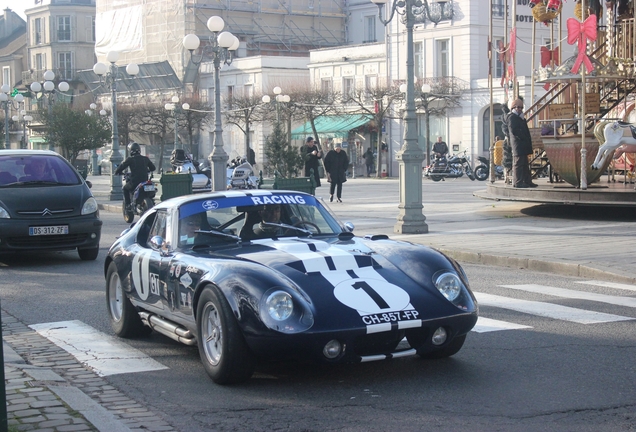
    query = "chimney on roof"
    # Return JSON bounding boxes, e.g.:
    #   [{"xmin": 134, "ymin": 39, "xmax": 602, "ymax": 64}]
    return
[{"xmin": 3, "ymin": 8, "xmax": 12, "ymax": 40}]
